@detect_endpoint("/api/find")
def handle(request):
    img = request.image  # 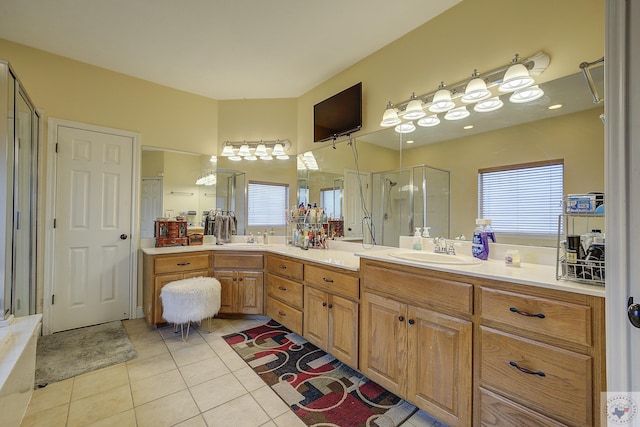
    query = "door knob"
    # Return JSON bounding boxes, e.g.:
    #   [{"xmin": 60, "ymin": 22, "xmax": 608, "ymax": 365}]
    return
[
  {"xmin": 120, "ymin": 234, "xmax": 128, "ymax": 240},
  {"xmin": 628, "ymin": 297, "xmax": 640, "ymax": 328}
]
